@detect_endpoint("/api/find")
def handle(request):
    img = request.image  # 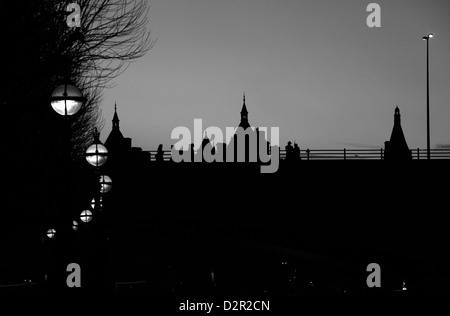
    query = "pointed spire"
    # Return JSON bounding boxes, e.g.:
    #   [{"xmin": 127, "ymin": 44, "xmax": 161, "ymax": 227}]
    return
[
  {"xmin": 105, "ymin": 102, "xmax": 125, "ymax": 151},
  {"xmin": 241, "ymin": 93, "xmax": 248, "ymax": 115},
  {"xmin": 394, "ymin": 105, "xmax": 401, "ymax": 126},
  {"xmin": 385, "ymin": 105, "xmax": 411, "ymax": 160},
  {"xmin": 112, "ymin": 102, "xmax": 120, "ymax": 130},
  {"xmin": 239, "ymin": 93, "xmax": 250, "ymax": 130}
]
